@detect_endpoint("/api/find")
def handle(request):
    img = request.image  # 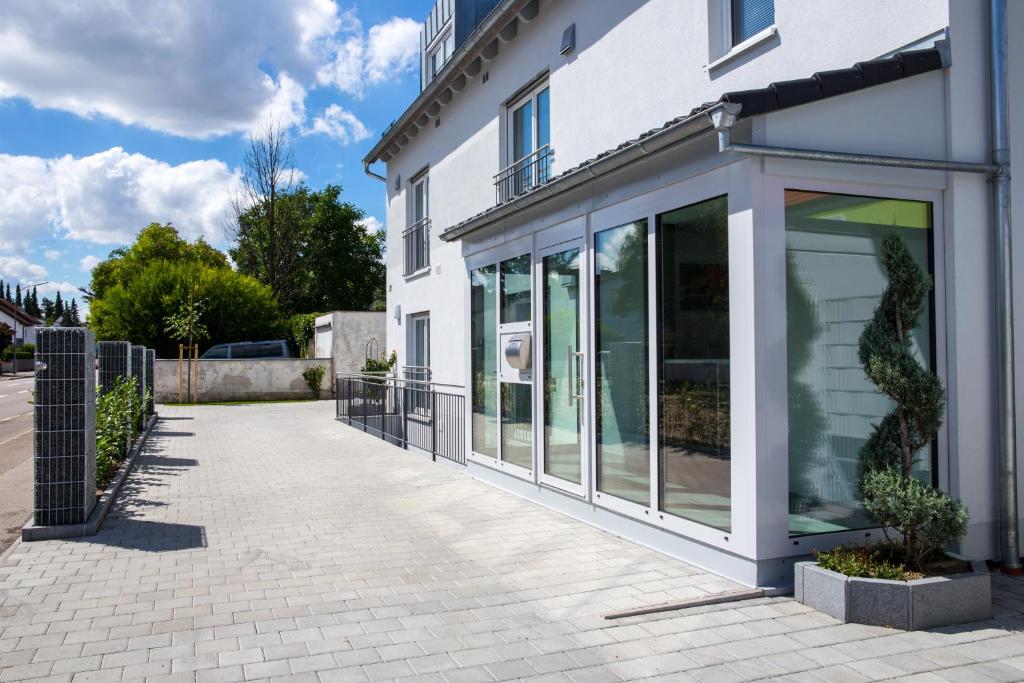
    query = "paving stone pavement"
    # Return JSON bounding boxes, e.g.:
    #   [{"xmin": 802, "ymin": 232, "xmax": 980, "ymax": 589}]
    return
[{"xmin": 1, "ymin": 401, "xmax": 1023, "ymax": 683}]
